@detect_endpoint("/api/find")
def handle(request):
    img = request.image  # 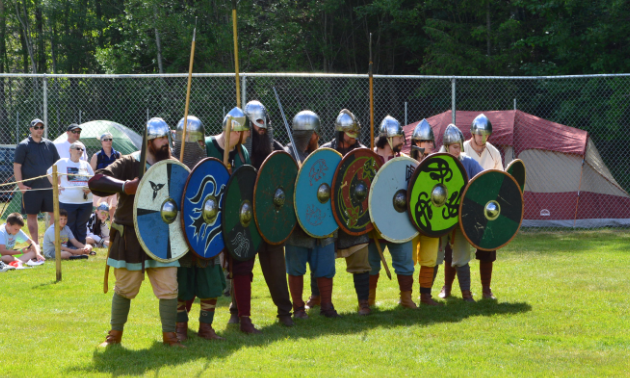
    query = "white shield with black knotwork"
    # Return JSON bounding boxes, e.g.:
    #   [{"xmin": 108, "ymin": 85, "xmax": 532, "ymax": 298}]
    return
[{"xmin": 133, "ymin": 160, "xmax": 190, "ymax": 262}]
